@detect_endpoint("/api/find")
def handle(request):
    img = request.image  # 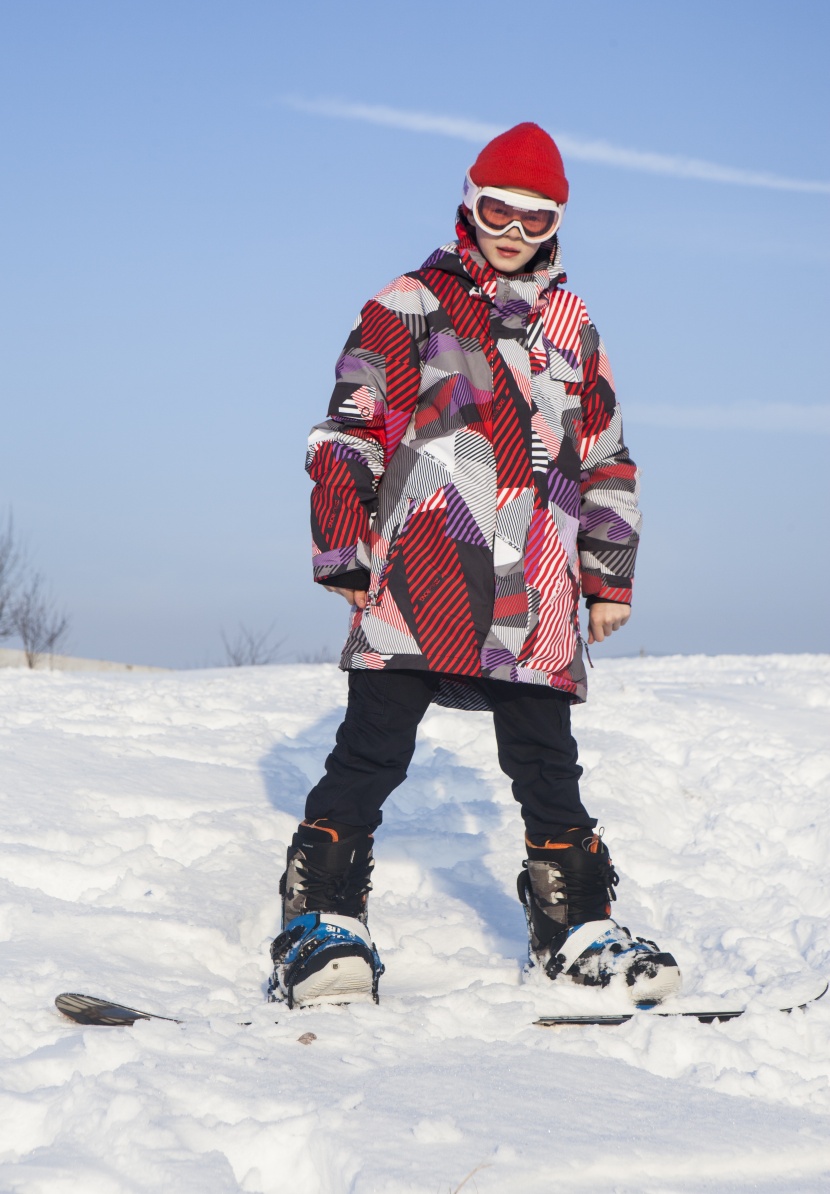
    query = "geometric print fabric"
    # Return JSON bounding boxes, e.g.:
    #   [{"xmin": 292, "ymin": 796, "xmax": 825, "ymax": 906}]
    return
[{"xmin": 307, "ymin": 214, "xmax": 641, "ymax": 706}]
